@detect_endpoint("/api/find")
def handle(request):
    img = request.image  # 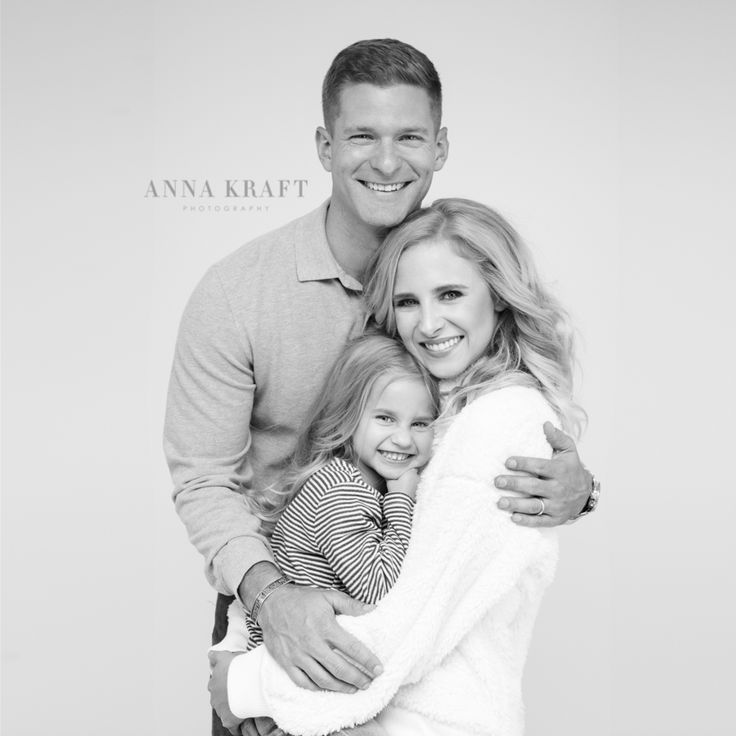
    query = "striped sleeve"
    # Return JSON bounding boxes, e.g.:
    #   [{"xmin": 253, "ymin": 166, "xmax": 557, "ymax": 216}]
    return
[{"xmin": 312, "ymin": 479, "xmax": 414, "ymax": 604}]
